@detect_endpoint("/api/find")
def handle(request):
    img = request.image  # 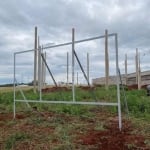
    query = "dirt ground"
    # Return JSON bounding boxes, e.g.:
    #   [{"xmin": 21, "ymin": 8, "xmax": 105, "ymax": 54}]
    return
[{"xmin": 0, "ymin": 110, "xmax": 150, "ymax": 150}]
